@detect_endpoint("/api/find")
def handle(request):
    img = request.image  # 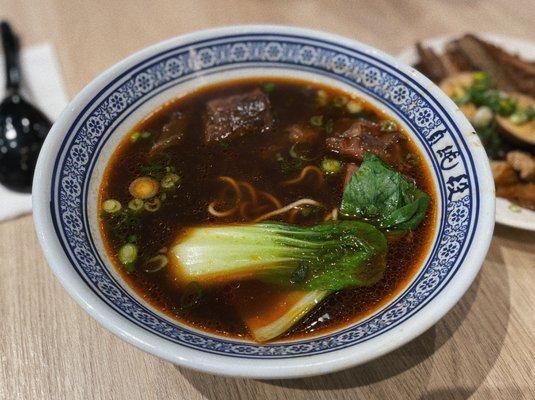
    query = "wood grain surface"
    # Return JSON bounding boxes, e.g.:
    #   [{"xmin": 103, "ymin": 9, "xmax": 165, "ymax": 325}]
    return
[{"xmin": 0, "ymin": 1, "xmax": 533, "ymax": 399}]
